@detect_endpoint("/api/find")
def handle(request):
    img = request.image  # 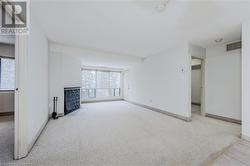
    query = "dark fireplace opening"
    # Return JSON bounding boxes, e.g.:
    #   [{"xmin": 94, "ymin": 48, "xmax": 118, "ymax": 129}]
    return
[{"xmin": 64, "ymin": 87, "xmax": 80, "ymax": 115}]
